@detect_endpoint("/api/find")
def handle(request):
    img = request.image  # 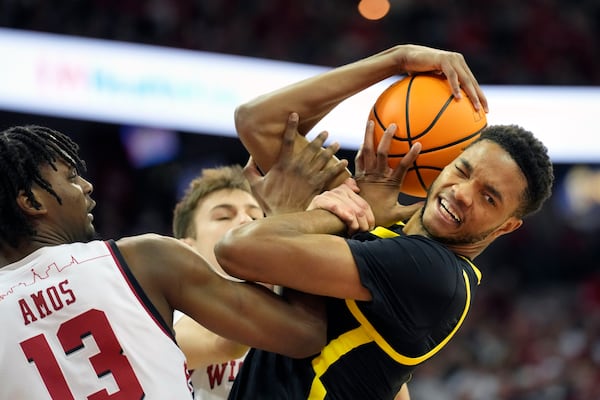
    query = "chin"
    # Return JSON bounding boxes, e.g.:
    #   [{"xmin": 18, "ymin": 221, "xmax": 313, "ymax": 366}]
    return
[
  {"xmin": 420, "ymin": 209, "xmax": 457, "ymax": 244},
  {"xmin": 84, "ymin": 227, "xmax": 99, "ymax": 242}
]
